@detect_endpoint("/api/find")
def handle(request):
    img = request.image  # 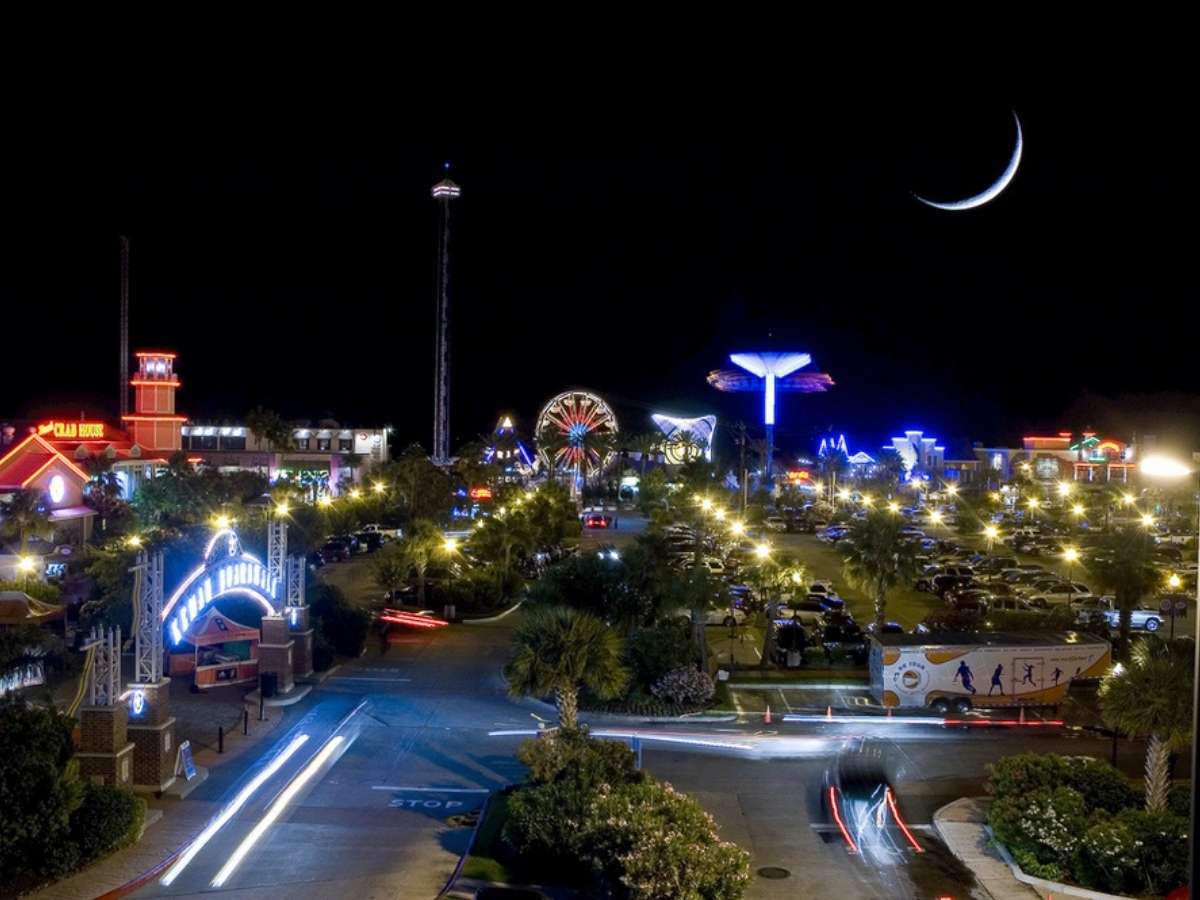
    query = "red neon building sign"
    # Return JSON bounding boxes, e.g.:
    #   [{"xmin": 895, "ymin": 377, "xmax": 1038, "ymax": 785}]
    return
[{"xmin": 37, "ymin": 420, "xmax": 107, "ymax": 440}]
